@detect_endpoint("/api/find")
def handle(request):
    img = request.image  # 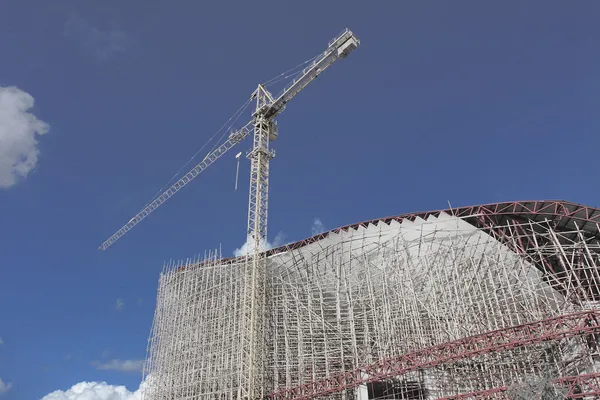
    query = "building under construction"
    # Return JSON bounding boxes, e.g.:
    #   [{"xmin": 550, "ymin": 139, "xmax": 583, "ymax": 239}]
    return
[{"xmin": 141, "ymin": 200, "xmax": 600, "ymax": 399}]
